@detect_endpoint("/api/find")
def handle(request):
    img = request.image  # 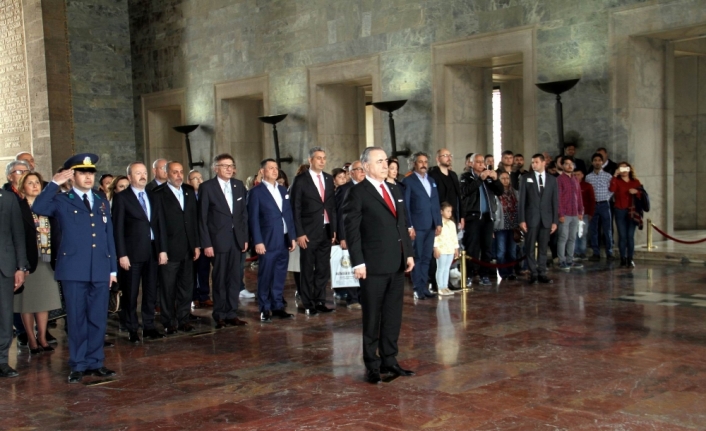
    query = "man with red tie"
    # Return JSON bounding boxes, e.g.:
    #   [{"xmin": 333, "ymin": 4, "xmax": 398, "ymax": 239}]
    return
[
  {"xmin": 290, "ymin": 147, "xmax": 337, "ymax": 315},
  {"xmin": 343, "ymin": 147, "xmax": 415, "ymax": 384}
]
